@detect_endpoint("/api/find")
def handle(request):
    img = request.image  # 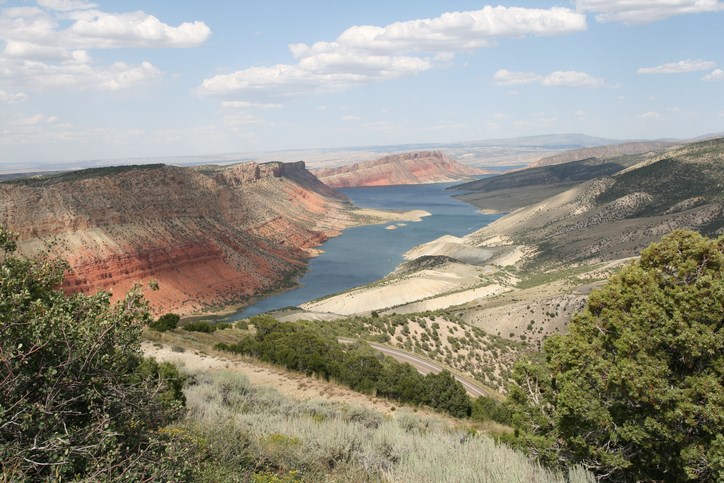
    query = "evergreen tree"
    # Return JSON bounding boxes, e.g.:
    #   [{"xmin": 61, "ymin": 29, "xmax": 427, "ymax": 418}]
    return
[{"xmin": 508, "ymin": 230, "xmax": 724, "ymax": 481}]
